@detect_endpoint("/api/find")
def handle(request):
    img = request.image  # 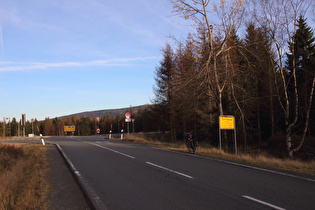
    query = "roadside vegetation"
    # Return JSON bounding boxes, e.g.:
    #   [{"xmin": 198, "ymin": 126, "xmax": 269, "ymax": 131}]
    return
[
  {"xmin": 0, "ymin": 137, "xmax": 313, "ymax": 209},
  {"xmin": 1, "ymin": 0, "xmax": 314, "ymax": 179},
  {"xmin": 2, "ymin": 1, "xmax": 314, "ymax": 161},
  {"xmin": 0, "ymin": 143, "xmax": 50, "ymax": 209},
  {"xmin": 122, "ymin": 135, "xmax": 315, "ymax": 176}
]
